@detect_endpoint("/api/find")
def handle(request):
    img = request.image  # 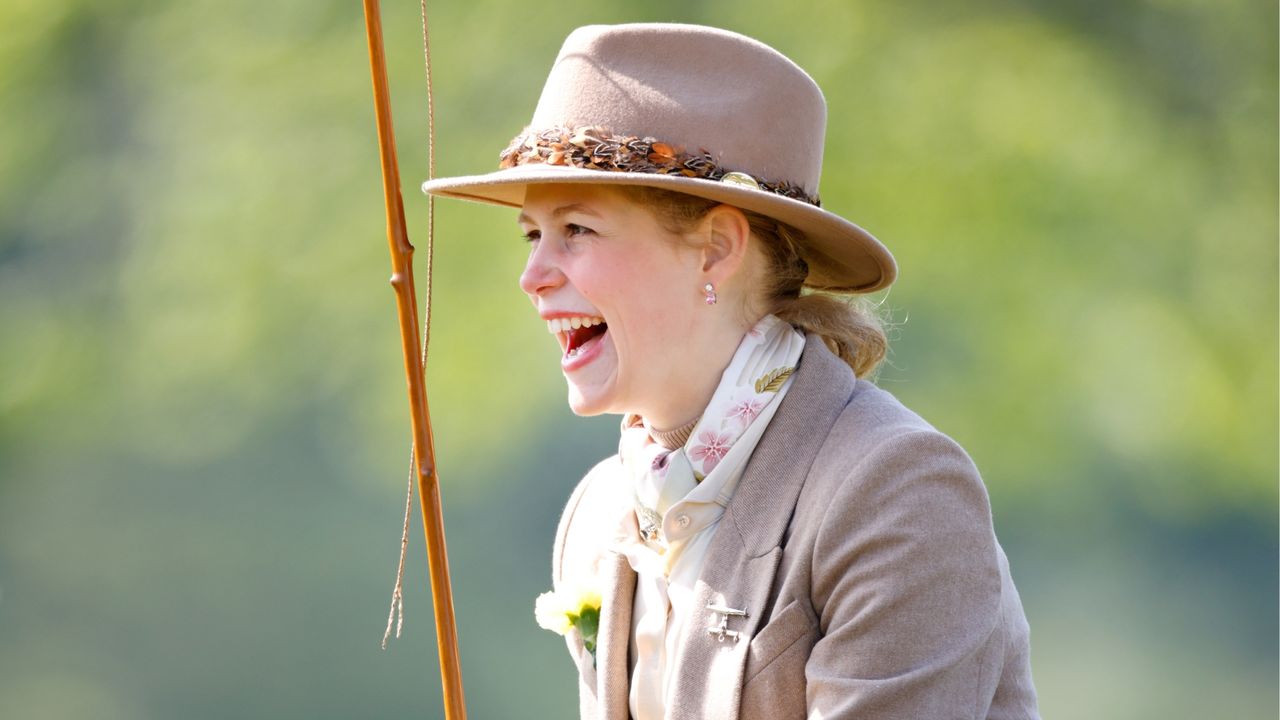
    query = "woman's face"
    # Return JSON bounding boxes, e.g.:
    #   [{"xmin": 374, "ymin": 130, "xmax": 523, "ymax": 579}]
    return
[{"xmin": 518, "ymin": 184, "xmax": 706, "ymax": 421}]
